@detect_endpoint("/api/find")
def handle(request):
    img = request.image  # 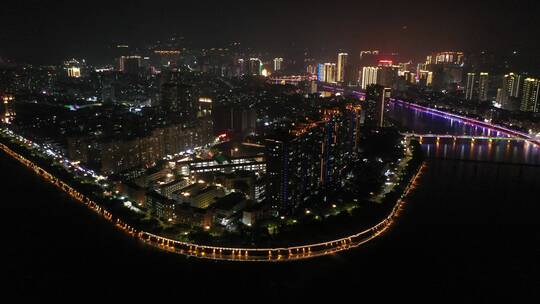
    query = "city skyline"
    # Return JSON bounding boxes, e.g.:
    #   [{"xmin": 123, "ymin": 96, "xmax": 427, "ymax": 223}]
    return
[
  {"xmin": 2, "ymin": 1, "xmax": 540, "ymax": 300},
  {"xmin": 2, "ymin": 1, "xmax": 540, "ymax": 65}
]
